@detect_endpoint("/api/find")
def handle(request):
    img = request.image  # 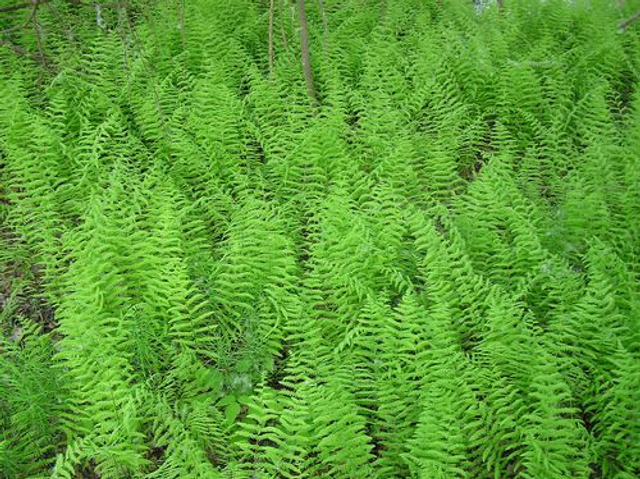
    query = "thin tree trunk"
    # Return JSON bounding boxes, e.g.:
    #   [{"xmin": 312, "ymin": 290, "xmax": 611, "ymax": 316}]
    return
[
  {"xmin": 279, "ymin": 0, "xmax": 288, "ymax": 50},
  {"xmin": 178, "ymin": 0, "xmax": 186, "ymax": 51},
  {"xmin": 317, "ymin": 0, "xmax": 328, "ymax": 58},
  {"xmin": 297, "ymin": 0, "xmax": 317, "ymax": 104},
  {"xmin": 31, "ymin": 3, "xmax": 45, "ymax": 63},
  {"xmin": 269, "ymin": 0, "xmax": 275, "ymax": 75},
  {"xmin": 118, "ymin": 3, "xmax": 129, "ymax": 73}
]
